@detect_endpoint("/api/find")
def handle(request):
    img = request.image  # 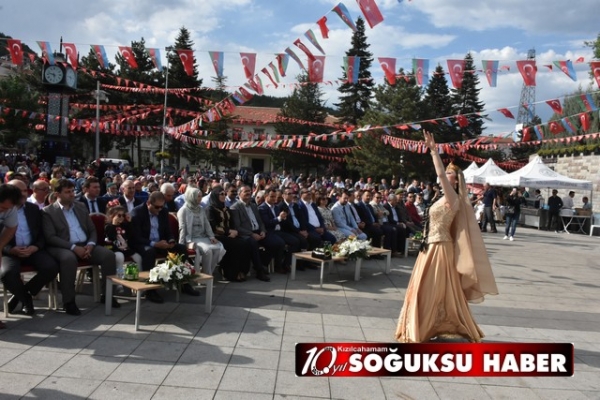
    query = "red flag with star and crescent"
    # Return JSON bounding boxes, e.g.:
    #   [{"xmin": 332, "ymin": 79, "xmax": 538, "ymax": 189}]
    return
[
  {"xmin": 548, "ymin": 120, "xmax": 565, "ymax": 135},
  {"xmin": 309, "ymin": 56, "xmax": 326, "ymax": 83},
  {"xmin": 546, "ymin": 99, "xmax": 563, "ymax": 114},
  {"xmin": 118, "ymin": 46, "xmax": 138, "ymax": 69},
  {"xmin": 177, "ymin": 49, "xmax": 195, "ymax": 76},
  {"xmin": 497, "ymin": 108, "xmax": 515, "ymax": 119},
  {"xmin": 591, "ymin": 62, "xmax": 600, "ymax": 88},
  {"xmin": 447, "ymin": 59, "xmax": 465, "ymax": 89},
  {"xmin": 580, "ymin": 113, "xmax": 591, "ymax": 131},
  {"xmin": 63, "ymin": 43, "xmax": 78, "ymax": 69},
  {"xmin": 516, "ymin": 60, "xmax": 537, "ymax": 86},
  {"xmin": 7, "ymin": 39, "xmax": 23, "ymax": 65},
  {"xmin": 357, "ymin": 0, "xmax": 385, "ymax": 28}
]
